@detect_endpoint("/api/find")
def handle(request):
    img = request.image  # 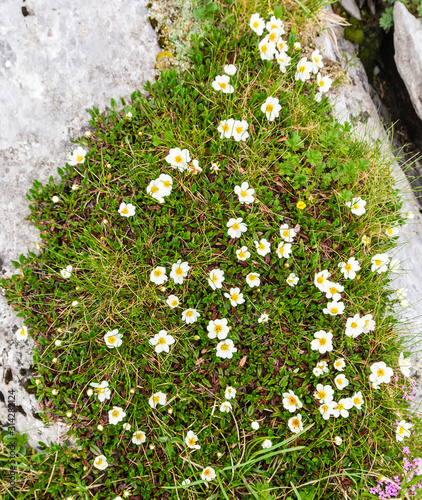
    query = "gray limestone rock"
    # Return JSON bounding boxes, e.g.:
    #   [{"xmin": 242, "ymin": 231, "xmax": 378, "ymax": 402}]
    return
[
  {"xmin": 394, "ymin": 2, "xmax": 422, "ymax": 122},
  {"xmin": 339, "ymin": 0, "xmax": 362, "ymax": 21},
  {"xmin": 0, "ymin": 0, "xmax": 160, "ymax": 449}
]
